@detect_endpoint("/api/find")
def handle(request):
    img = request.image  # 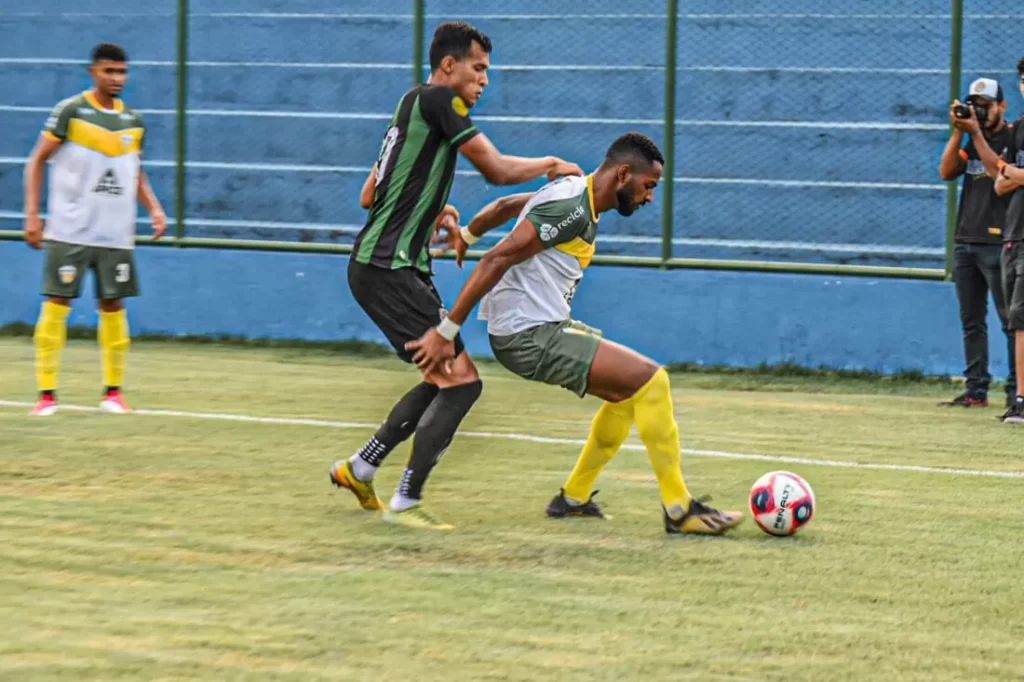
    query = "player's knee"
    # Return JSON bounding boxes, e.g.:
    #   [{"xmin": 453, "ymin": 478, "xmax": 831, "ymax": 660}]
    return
[
  {"xmin": 47, "ymin": 296, "xmax": 71, "ymax": 307},
  {"xmin": 99, "ymin": 299, "xmax": 123, "ymax": 313}
]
